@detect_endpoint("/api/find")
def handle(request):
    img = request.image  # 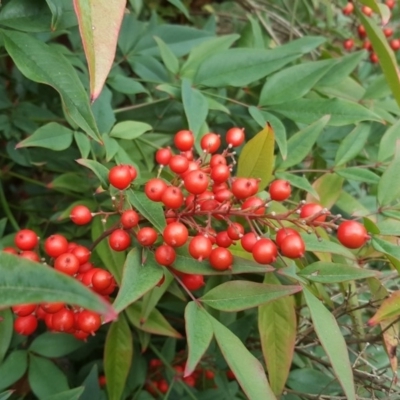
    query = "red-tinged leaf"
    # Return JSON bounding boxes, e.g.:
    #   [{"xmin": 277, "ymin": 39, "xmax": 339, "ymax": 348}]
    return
[
  {"xmin": 305, "ymin": 173, "xmax": 343, "ymax": 209},
  {"xmin": 184, "ymin": 302, "xmax": 213, "ymax": 376},
  {"xmin": 303, "ymin": 288, "xmax": 356, "ymax": 400},
  {"xmin": 259, "ymin": 273, "xmax": 296, "ymax": 396},
  {"xmin": 368, "ymin": 291, "xmax": 400, "ymax": 326},
  {"xmin": 237, "ymin": 123, "xmax": 274, "ymax": 189},
  {"xmin": 113, "ymin": 249, "xmax": 164, "ymax": 313},
  {"xmin": 200, "ymin": 281, "xmax": 302, "ymax": 312},
  {"xmin": 125, "ymin": 302, "xmax": 182, "ymax": 338},
  {"xmin": 358, "ymin": 11, "xmax": 400, "ymax": 108},
  {"xmin": 104, "ymin": 314, "xmax": 133, "ymax": 400},
  {"xmin": 73, "ymin": 0, "xmax": 126, "ymax": 102},
  {"xmin": 209, "ymin": 314, "xmax": 277, "ymax": 400}
]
